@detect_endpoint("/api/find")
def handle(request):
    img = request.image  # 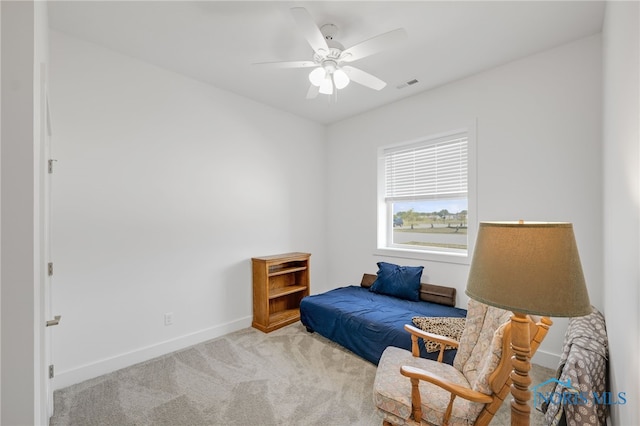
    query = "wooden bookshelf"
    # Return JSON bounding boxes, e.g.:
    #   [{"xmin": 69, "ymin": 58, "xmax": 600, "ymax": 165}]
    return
[{"xmin": 251, "ymin": 252, "xmax": 310, "ymax": 333}]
